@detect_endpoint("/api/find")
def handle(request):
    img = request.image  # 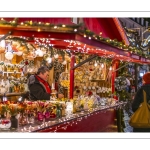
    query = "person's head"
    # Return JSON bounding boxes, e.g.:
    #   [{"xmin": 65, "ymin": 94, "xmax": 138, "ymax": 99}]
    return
[
  {"xmin": 37, "ymin": 66, "xmax": 49, "ymax": 81},
  {"xmin": 142, "ymin": 72, "xmax": 150, "ymax": 84}
]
